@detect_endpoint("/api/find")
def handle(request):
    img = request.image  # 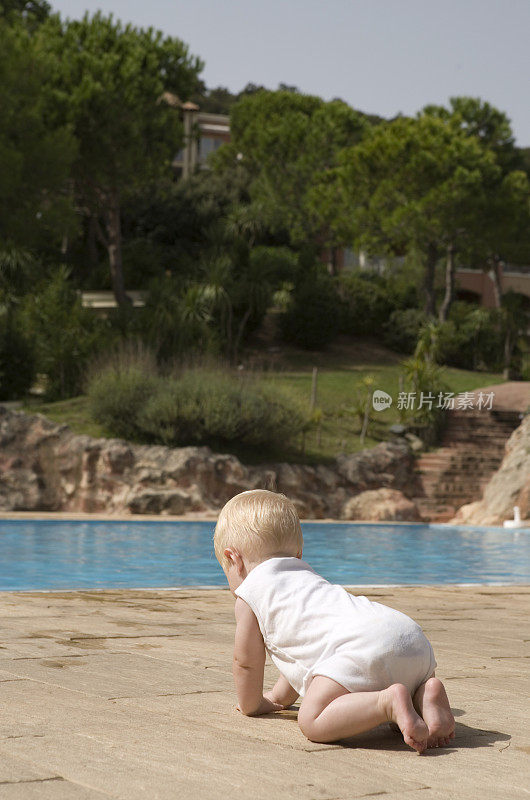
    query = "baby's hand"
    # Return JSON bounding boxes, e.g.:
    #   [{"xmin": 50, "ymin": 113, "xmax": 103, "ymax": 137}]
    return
[
  {"xmin": 263, "ymin": 690, "xmax": 286, "ymax": 710},
  {"xmin": 236, "ymin": 695, "xmax": 284, "ymax": 715}
]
